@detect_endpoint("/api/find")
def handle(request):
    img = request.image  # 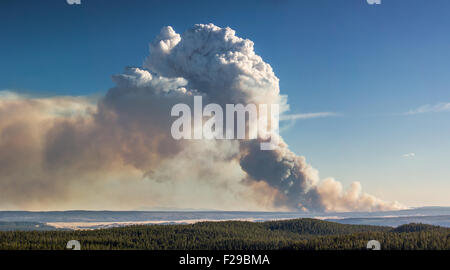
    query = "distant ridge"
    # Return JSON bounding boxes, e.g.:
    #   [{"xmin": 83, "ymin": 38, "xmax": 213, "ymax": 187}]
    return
[{"xmin": 0, "ymin": 207, "xmax": 449, "ymax": 229}]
